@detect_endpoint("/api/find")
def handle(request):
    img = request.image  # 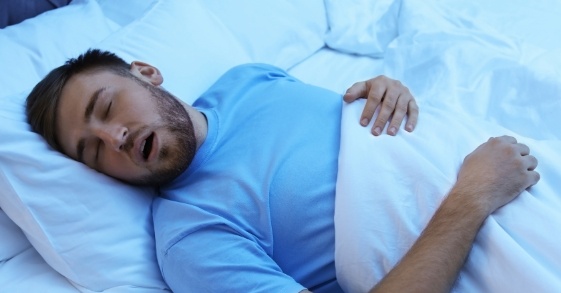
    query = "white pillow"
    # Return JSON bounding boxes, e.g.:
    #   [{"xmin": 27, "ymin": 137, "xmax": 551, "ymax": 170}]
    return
[
  {"xmin": 0, "ymin": 209, "xmax": 31, "ymax": 262},
  {"xmin": 324, "ymin": 0, "xmax": 400, "ymax": 57},
  {"xmin": 96, "ymin": 0, "xmax": 160, "ymax": 27},
  {"xmin": 200, "ymin": 0, "xmax": 327, "ymax": 69},
  {"xmin": 0, "ymin": 93, "xmax": 169, "ymax": 291},
  {"xmin": 0, "ymin": 0, "xmax": 119, "ymax": 98},
  {"xmin": 0, "ymin": 0, "xmax": 254, "ymax": 290},
  {"xmin": 0, "ymin": 246, "xmax": 79, "ymax": 293},
  {"xmin": 97, "ymin": 0, "xmax": 252, "ymax": 104}
]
